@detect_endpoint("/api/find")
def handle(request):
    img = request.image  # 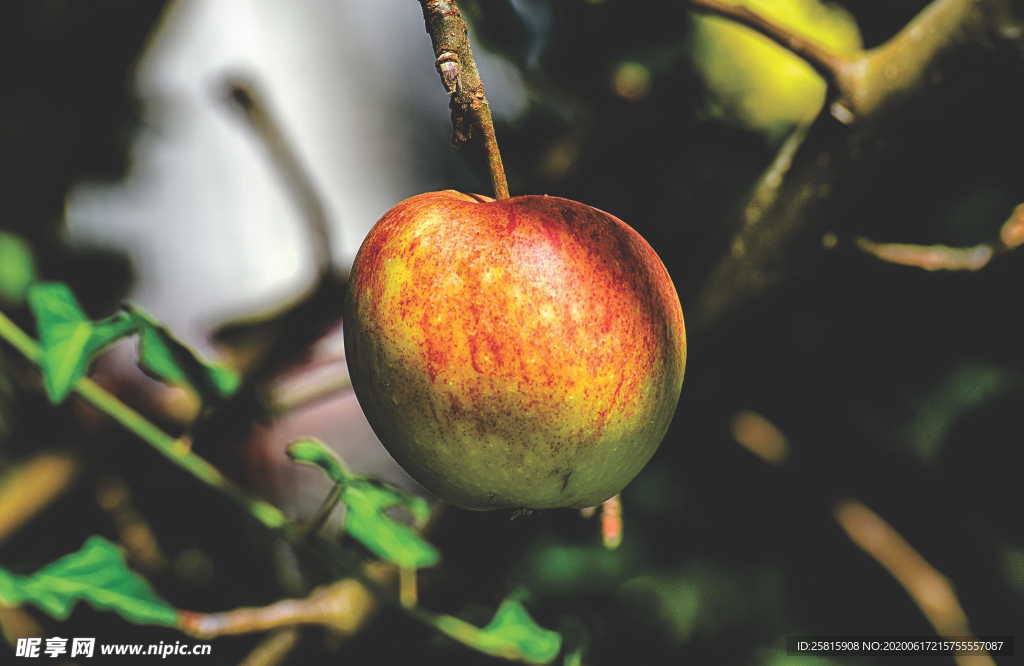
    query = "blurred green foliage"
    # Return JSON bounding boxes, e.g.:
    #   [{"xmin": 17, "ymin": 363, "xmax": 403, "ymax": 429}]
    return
[
  {"xmin": 899, "ymin": 362, "xmax": 1020, "ymax": 463},
  {"xmin": 287, "ymin": 438, "xmax": 439, "ymax": 569},
  {"xmin": 427, "ymin": 598, "xmax": 562, "ymax": 664},
  {"xmin": 27, "ymin": 283, "xmax": 136, "ymax": 402},
  {"xmin": 689, "ymin": 0, "xmax": 862, "ymax": 139},
  {"xmin": 128, "ymin": 305, "xmax": 240, "ymax": 402},
  {"xmin": 0, "ymin": 536, "xmax": 178, "ymax": 626},
  {"xmin": 24, "ymin": 280, "xmax": 240, "ymax": 405}
]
